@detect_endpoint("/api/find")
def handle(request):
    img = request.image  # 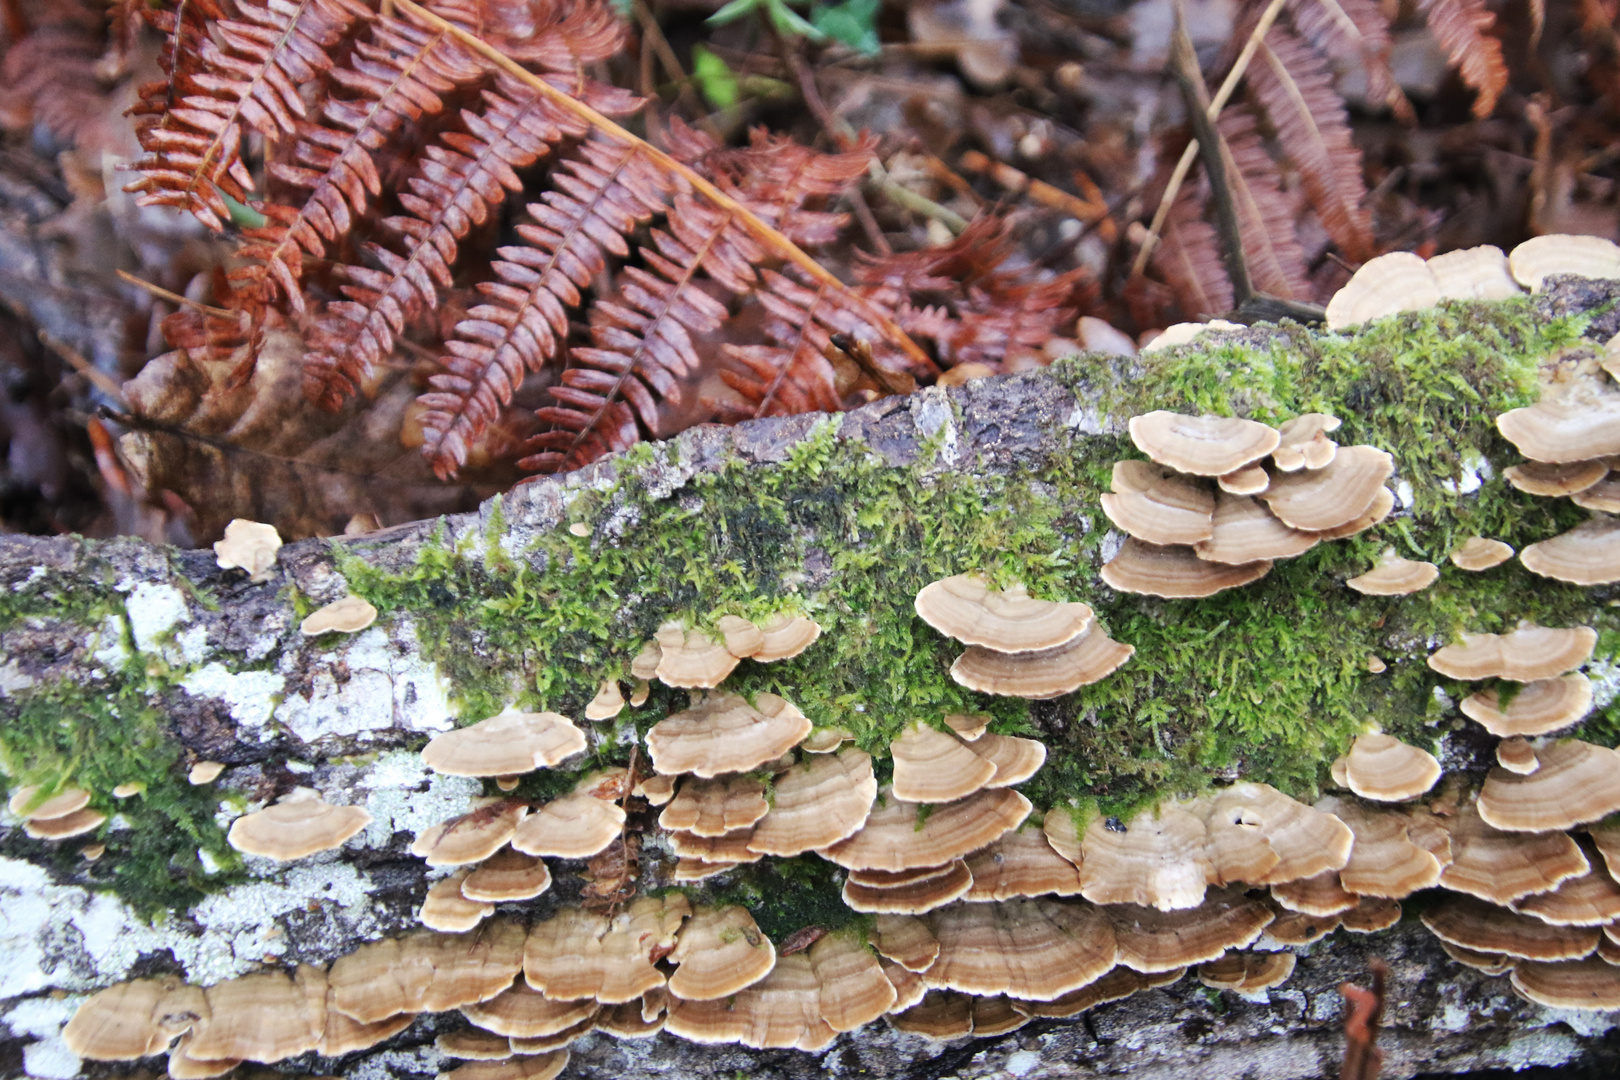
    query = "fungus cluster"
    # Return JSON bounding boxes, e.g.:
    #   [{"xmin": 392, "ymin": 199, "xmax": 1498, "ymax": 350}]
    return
[
  {"xmin": 7, "ymin": 784, "xmax": 105, "ymax": 841},
  {"xmin": 1097, "ymin": 412, "xmax": 1399, "ymax": 598}
]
